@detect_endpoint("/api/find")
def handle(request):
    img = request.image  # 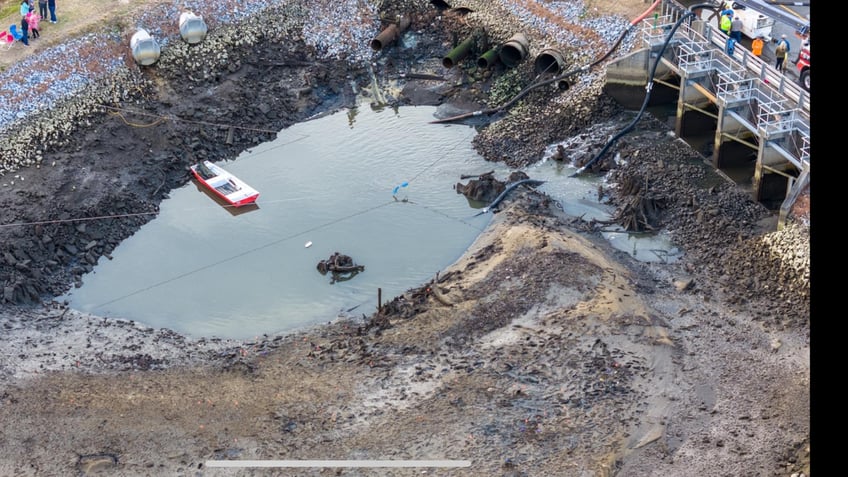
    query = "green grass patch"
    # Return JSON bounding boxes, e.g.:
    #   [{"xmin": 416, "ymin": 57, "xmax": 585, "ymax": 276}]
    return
[{"xmin": 0, "ymin": 1, "xmax": 19, "ymax": 19}]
